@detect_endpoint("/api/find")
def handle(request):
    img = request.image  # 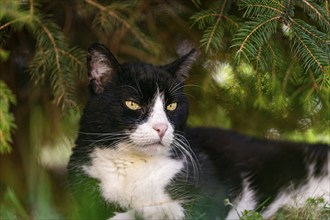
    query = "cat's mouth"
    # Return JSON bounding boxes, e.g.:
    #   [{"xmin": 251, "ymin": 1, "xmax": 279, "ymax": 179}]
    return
[
  {"xmin": 129, "ymin": 138, "xmax": 172, "ymax": 156},
  {"xmin": 143, "ymin": 141, "xmax": 163, "ymax": 148}
]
